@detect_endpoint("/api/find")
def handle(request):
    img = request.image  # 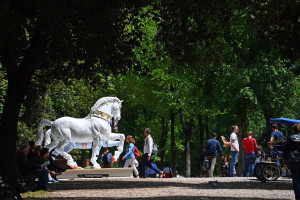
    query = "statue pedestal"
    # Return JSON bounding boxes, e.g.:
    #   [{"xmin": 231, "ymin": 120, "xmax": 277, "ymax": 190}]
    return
[
  {"xmin": 55, "ymin": 159, "xmax": 90, "ymax": 169},
  {"xmin": 57, "ymin": 168, "xmax": 134, "ymax": 179}
]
